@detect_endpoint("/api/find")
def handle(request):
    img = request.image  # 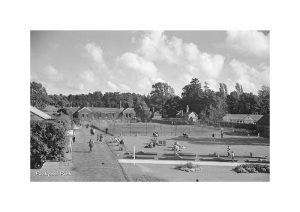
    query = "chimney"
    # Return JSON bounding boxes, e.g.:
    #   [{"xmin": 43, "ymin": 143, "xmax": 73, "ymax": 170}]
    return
[{"xmin": 186, "ymin": 105, "xmax": 189, "ymax": 113}]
